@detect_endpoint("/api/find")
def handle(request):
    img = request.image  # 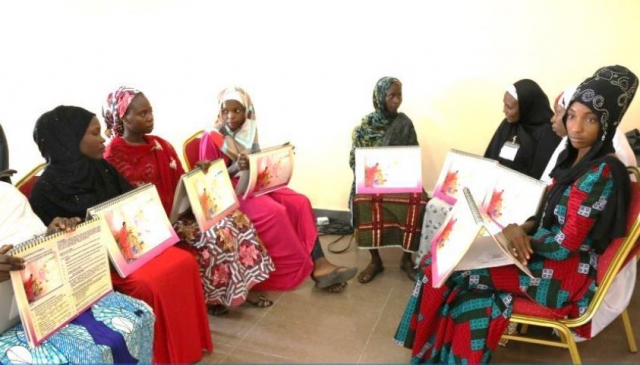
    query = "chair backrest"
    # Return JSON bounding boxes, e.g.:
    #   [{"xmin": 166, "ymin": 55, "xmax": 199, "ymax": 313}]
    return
[
  {"xmin": 573, "ymin": 166, "xmax": 640, "ymax": 326},
  {"xmin": 182, "ymin": 130, "xmax": 204, "ymax": 171},
  {"xmin": 15, "ymin": 163, "xmax": 46, "ymax": 199}
]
